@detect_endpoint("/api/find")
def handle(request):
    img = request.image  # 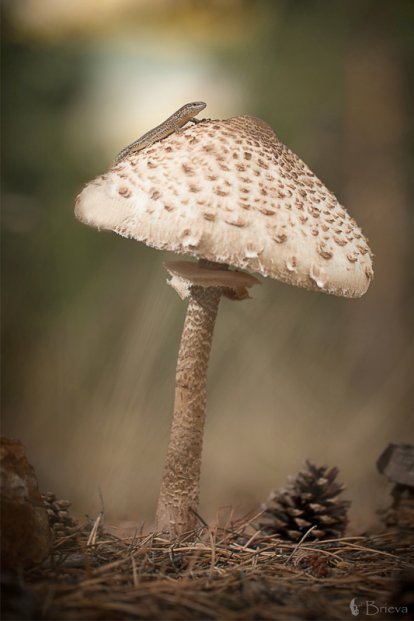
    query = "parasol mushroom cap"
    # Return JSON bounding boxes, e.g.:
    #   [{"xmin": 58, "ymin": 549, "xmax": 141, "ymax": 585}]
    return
[{"xmin": 75, "ymin": 115, "xmax": 373, "ymax": 298}]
